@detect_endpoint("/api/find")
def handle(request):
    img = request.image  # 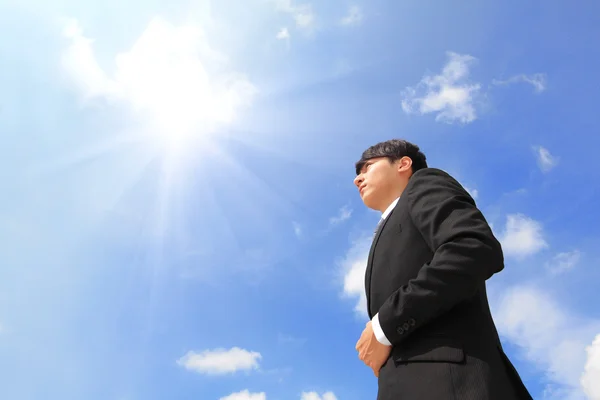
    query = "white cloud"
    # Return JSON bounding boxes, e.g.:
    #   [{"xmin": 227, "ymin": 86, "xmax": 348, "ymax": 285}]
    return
[
  {"xmin": 61, "ymin": 19, "xmax": 120, "ymax": 99},
  {"xmin": 270, "ymin": 0, "xmax": 315, "ymax": 31},
  {"xmin": 276, "ymin": 27, "xmax": 290, "ymax": 39},
  {"xmin": 499, "ymin": 214, "xmax": 548, "ymax": 258},
  {"xmin": 330, "ymin": 205, "xmax": 352, "ymax": 225},
  {"xmin": 581, "ymin": 334, "xmax": 600, "ymax": 400},
  {"xmin": 492, "ymin": 73, "xmax": 547, "ymax": 93},
  {"xmin": 220, "ymin": 390, "xmax": 267, "ymax": 400},
  {"xmin": 534, "ymin": 146, "xmax": 559, "ymax": 173},
  {"xmin": 177, "ymin": 347, "xmax": 262, "ymax": 375},
  {"xmin": 301, "ymin": 391, "xmax": 338, "ymax": 400},
  {"xmin": 546, "ymin": 250, "xmax": 581, "ymax": 275},
  {"xmin": 401, "ymin": 51, "xmax": 481, "ymax": 124},
  {"xmin": 340, "ymin": 5, "xmax": 363, "ymax": 26},
  {"xmin": 340, "ymin": 235, "xmax": 371, "ymax": 318},
  {"xmin": 61, "ymin": 17, "xmax": 256, "ymax": 146},
  {"xmin": 493, "ymin": 285, "xmax": 600, "ymax": 399}
]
